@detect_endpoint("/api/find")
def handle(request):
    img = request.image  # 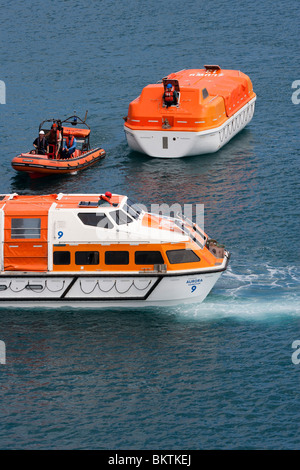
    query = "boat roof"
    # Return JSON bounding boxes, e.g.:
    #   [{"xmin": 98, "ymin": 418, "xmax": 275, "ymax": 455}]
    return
[
  {"xmin": 0, "ymin": 193, "xmax": 123, "ymax": 211},
  {"xmin": 0, "ymin": 193, "xmax": 58, "ymax": 213},
  {"xmin": 164, "ymin": 66, "xmax": 250, "ymax": 88},
  {"xmin": 55, "ymin": 193, "xmax": 123, "ymax": 208},
  {"xmin": 127, "ymin": 66, "xmax": 255, "ymax": 121},
  {"xmin": 0, "ymin": 193, "xmax": 192, "ymax": 244}
]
